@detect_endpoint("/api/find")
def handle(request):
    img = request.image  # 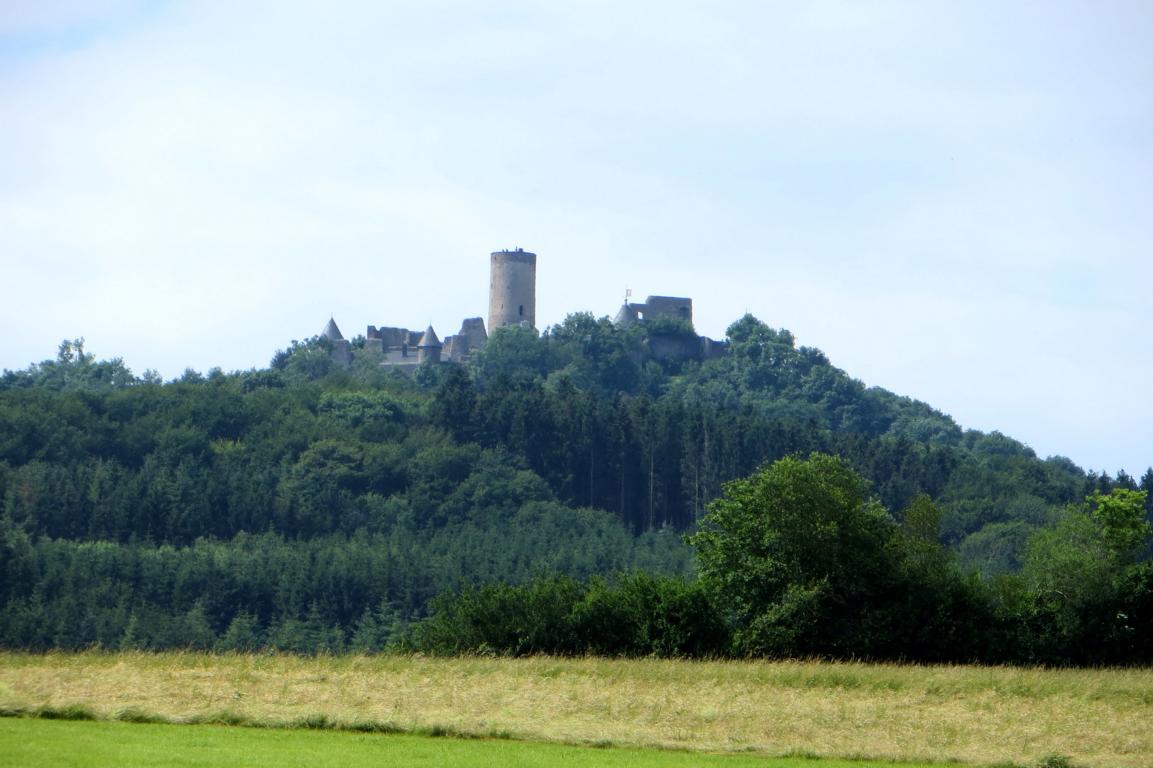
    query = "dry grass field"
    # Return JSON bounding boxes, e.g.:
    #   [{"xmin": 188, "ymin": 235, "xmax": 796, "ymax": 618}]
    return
[{"xmin": 2, "ymin": 651, "xmax": 1151, "ymax": 767}]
